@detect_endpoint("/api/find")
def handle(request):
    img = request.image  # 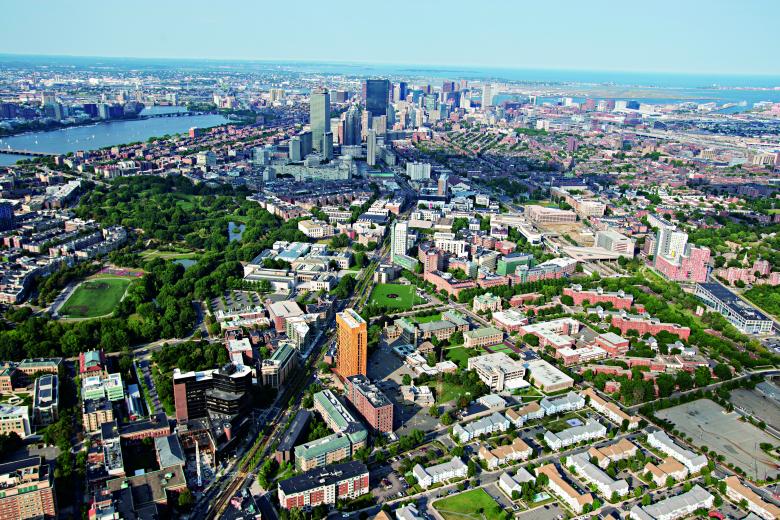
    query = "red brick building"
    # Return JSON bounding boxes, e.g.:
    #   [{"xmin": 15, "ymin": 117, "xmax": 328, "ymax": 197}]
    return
[
  {"xmin": 278, "ymin": 461, "xmax": 369, "ymax": 510},
  {"xmin": 563, "ymin": 286, "xmax": 634, "ymax": 310},
  {"xmin": 344, "ymin": 375, "xmax": 393, "ymax": 433},
  {"xmin": 594, "ymin": 332, "xmax": 630, "ymax": 357},
  {"xmin": 654, "ymin": 245, "xmax": 710, "ymax": 283},
  {"xmin": 611, "ymin": 315, "xmax": 690, "ymax": 341}
]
